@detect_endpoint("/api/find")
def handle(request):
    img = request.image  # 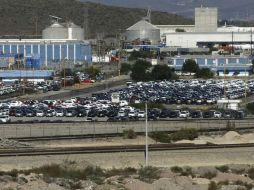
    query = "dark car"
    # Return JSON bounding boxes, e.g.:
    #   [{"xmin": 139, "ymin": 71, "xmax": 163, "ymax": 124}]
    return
[
  {"xmin": 159, "ymin": 109, "xmax": 170, "ymax": 118},
  {"xmin": 25, "ymin": 109, "xmax": 35, "ymax": 117},
  {"xmin": 223, "ymin": 110, "xmax": 232, "ymax": 118},
  {"xmin": 77, "ymin": 109, "xmax": 87, "ymax": 117},
  {"xmin": 191, "ymin": 111, "xmax": 202, "ymax": 118},
  {"xmin": 15, "ymin": 110, "xmax": 24, "ymax": 117},
  {"xmin": 202, "ymin": 111, "xmax": 213, "ymax": 118},
  {"xmin": 169, "ymin": 110, "xmax": 179, "ymax": 118}
]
